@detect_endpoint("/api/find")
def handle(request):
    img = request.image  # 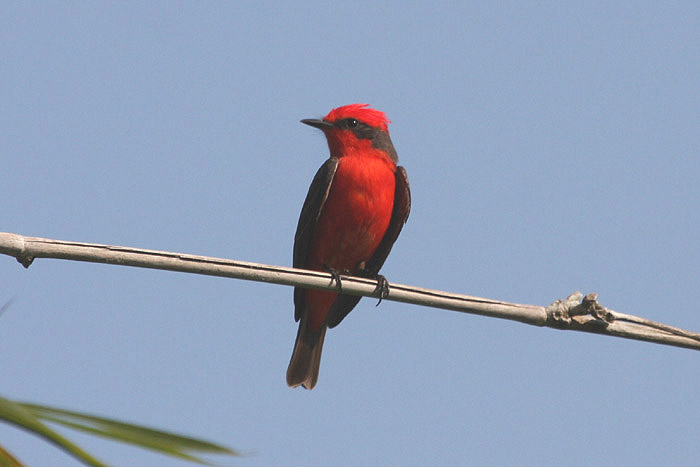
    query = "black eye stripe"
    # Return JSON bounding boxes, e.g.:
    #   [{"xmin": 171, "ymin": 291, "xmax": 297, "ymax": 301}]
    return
[
  {"xmin": 337, "ymin": 118, "xmax": 360, "ymax": 129},
  {"xmin": 336, "ymin": 118, "xmax": 375, "ymax": 139}
]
